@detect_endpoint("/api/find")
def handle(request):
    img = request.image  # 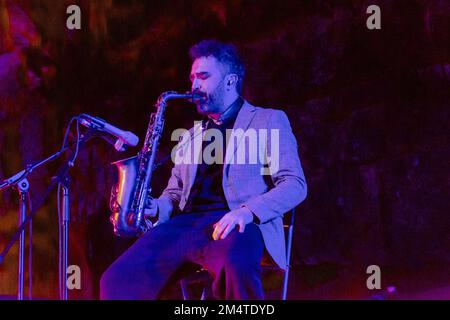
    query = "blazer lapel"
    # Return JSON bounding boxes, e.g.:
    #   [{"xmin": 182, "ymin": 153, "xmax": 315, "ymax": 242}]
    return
[
  {"xmin": 184, "ymin": 121, "xmax": 203, "ymax": 198},
  {"xmin": 223, "ymin": 101, "xmax": 257, "ymax": 177}
]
